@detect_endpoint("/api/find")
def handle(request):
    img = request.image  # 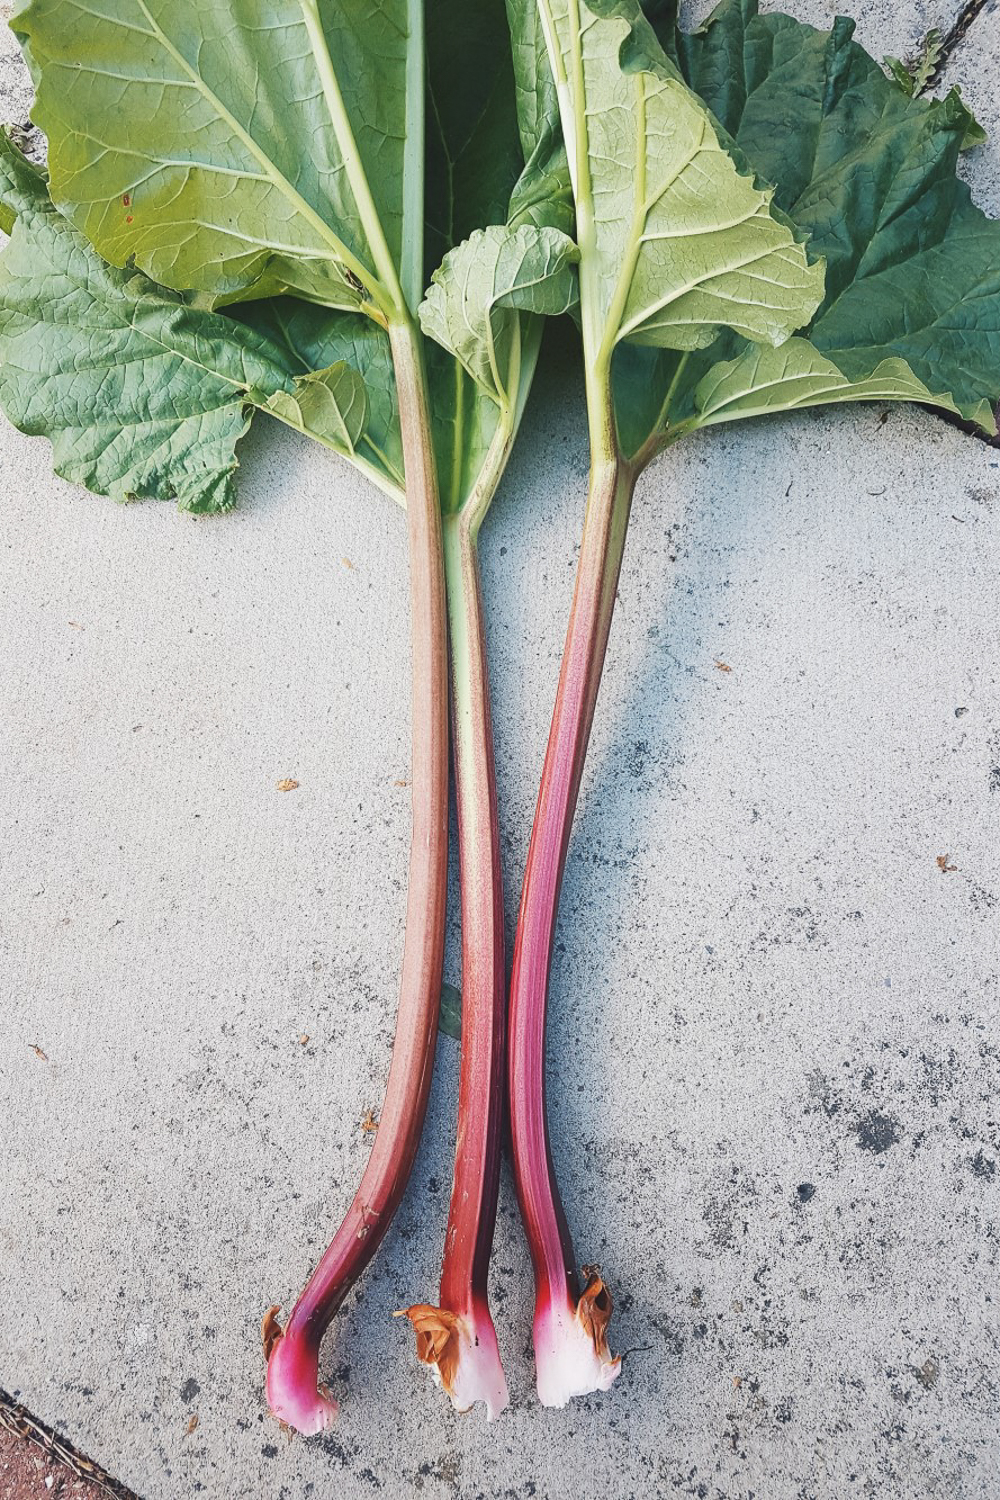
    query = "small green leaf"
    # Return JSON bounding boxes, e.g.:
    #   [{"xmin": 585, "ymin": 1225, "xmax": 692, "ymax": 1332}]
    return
[
  {"xmin": 883, "ymin": 27, "xmax": 944, "ymax": 100},
  {"xmin": 883, "ymin": 54, "xmax": 917, "ymax": 97},
  {"xmin": 439, "ymin": 981, "xmax": 462, "ymax": 1042},
  {"xmin": 420, "ymin": 224, "xmax": 579, "ymax": 406},
  {"xmin": 690, "ymin": 339, "xmax": 989, "ymax": 430},
  {"xmin": 263, "ymin": 363, "xmax": 368, "ymax": 457},
  {"xmin": 238, "ymin": 299, "xmax": 405, "ymax": 496}
]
